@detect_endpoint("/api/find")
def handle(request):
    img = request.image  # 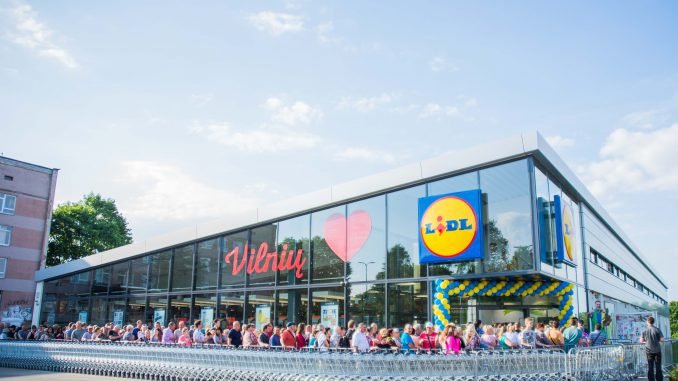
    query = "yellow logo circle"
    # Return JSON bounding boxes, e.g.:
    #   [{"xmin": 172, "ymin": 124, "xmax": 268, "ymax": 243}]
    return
[
  {"xmin": 562, "ymin": 204, "xmax": 575, "ymax": 261},
  {"xmin": 420, "ymin": 196, "xmax": 478, "ymax": 257}
]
